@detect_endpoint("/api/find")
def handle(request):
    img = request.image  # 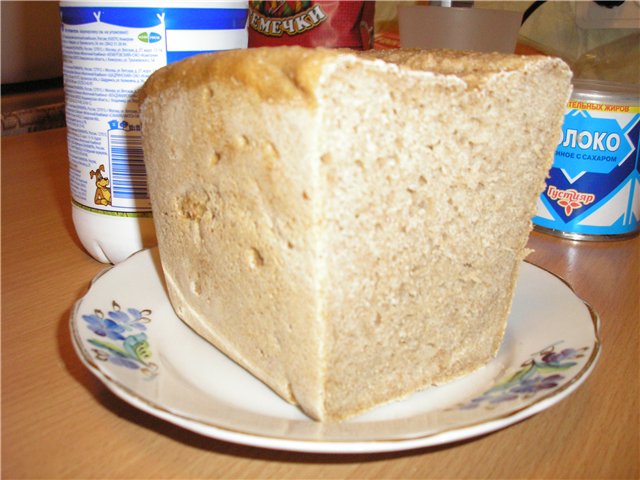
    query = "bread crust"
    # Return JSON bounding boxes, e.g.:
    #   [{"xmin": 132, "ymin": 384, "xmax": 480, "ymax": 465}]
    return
[{"xmin": 141, "ymin": 47, "xmax": 572, "ymax": 421}]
